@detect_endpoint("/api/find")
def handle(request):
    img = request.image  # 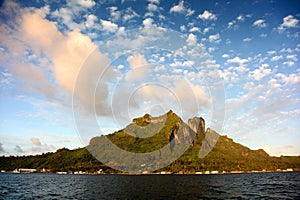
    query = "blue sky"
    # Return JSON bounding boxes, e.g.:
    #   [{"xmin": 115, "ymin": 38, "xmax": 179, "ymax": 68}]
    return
[{"xmin": 0, "ymin": 0, "xmax": 299, "ymax": 156}]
